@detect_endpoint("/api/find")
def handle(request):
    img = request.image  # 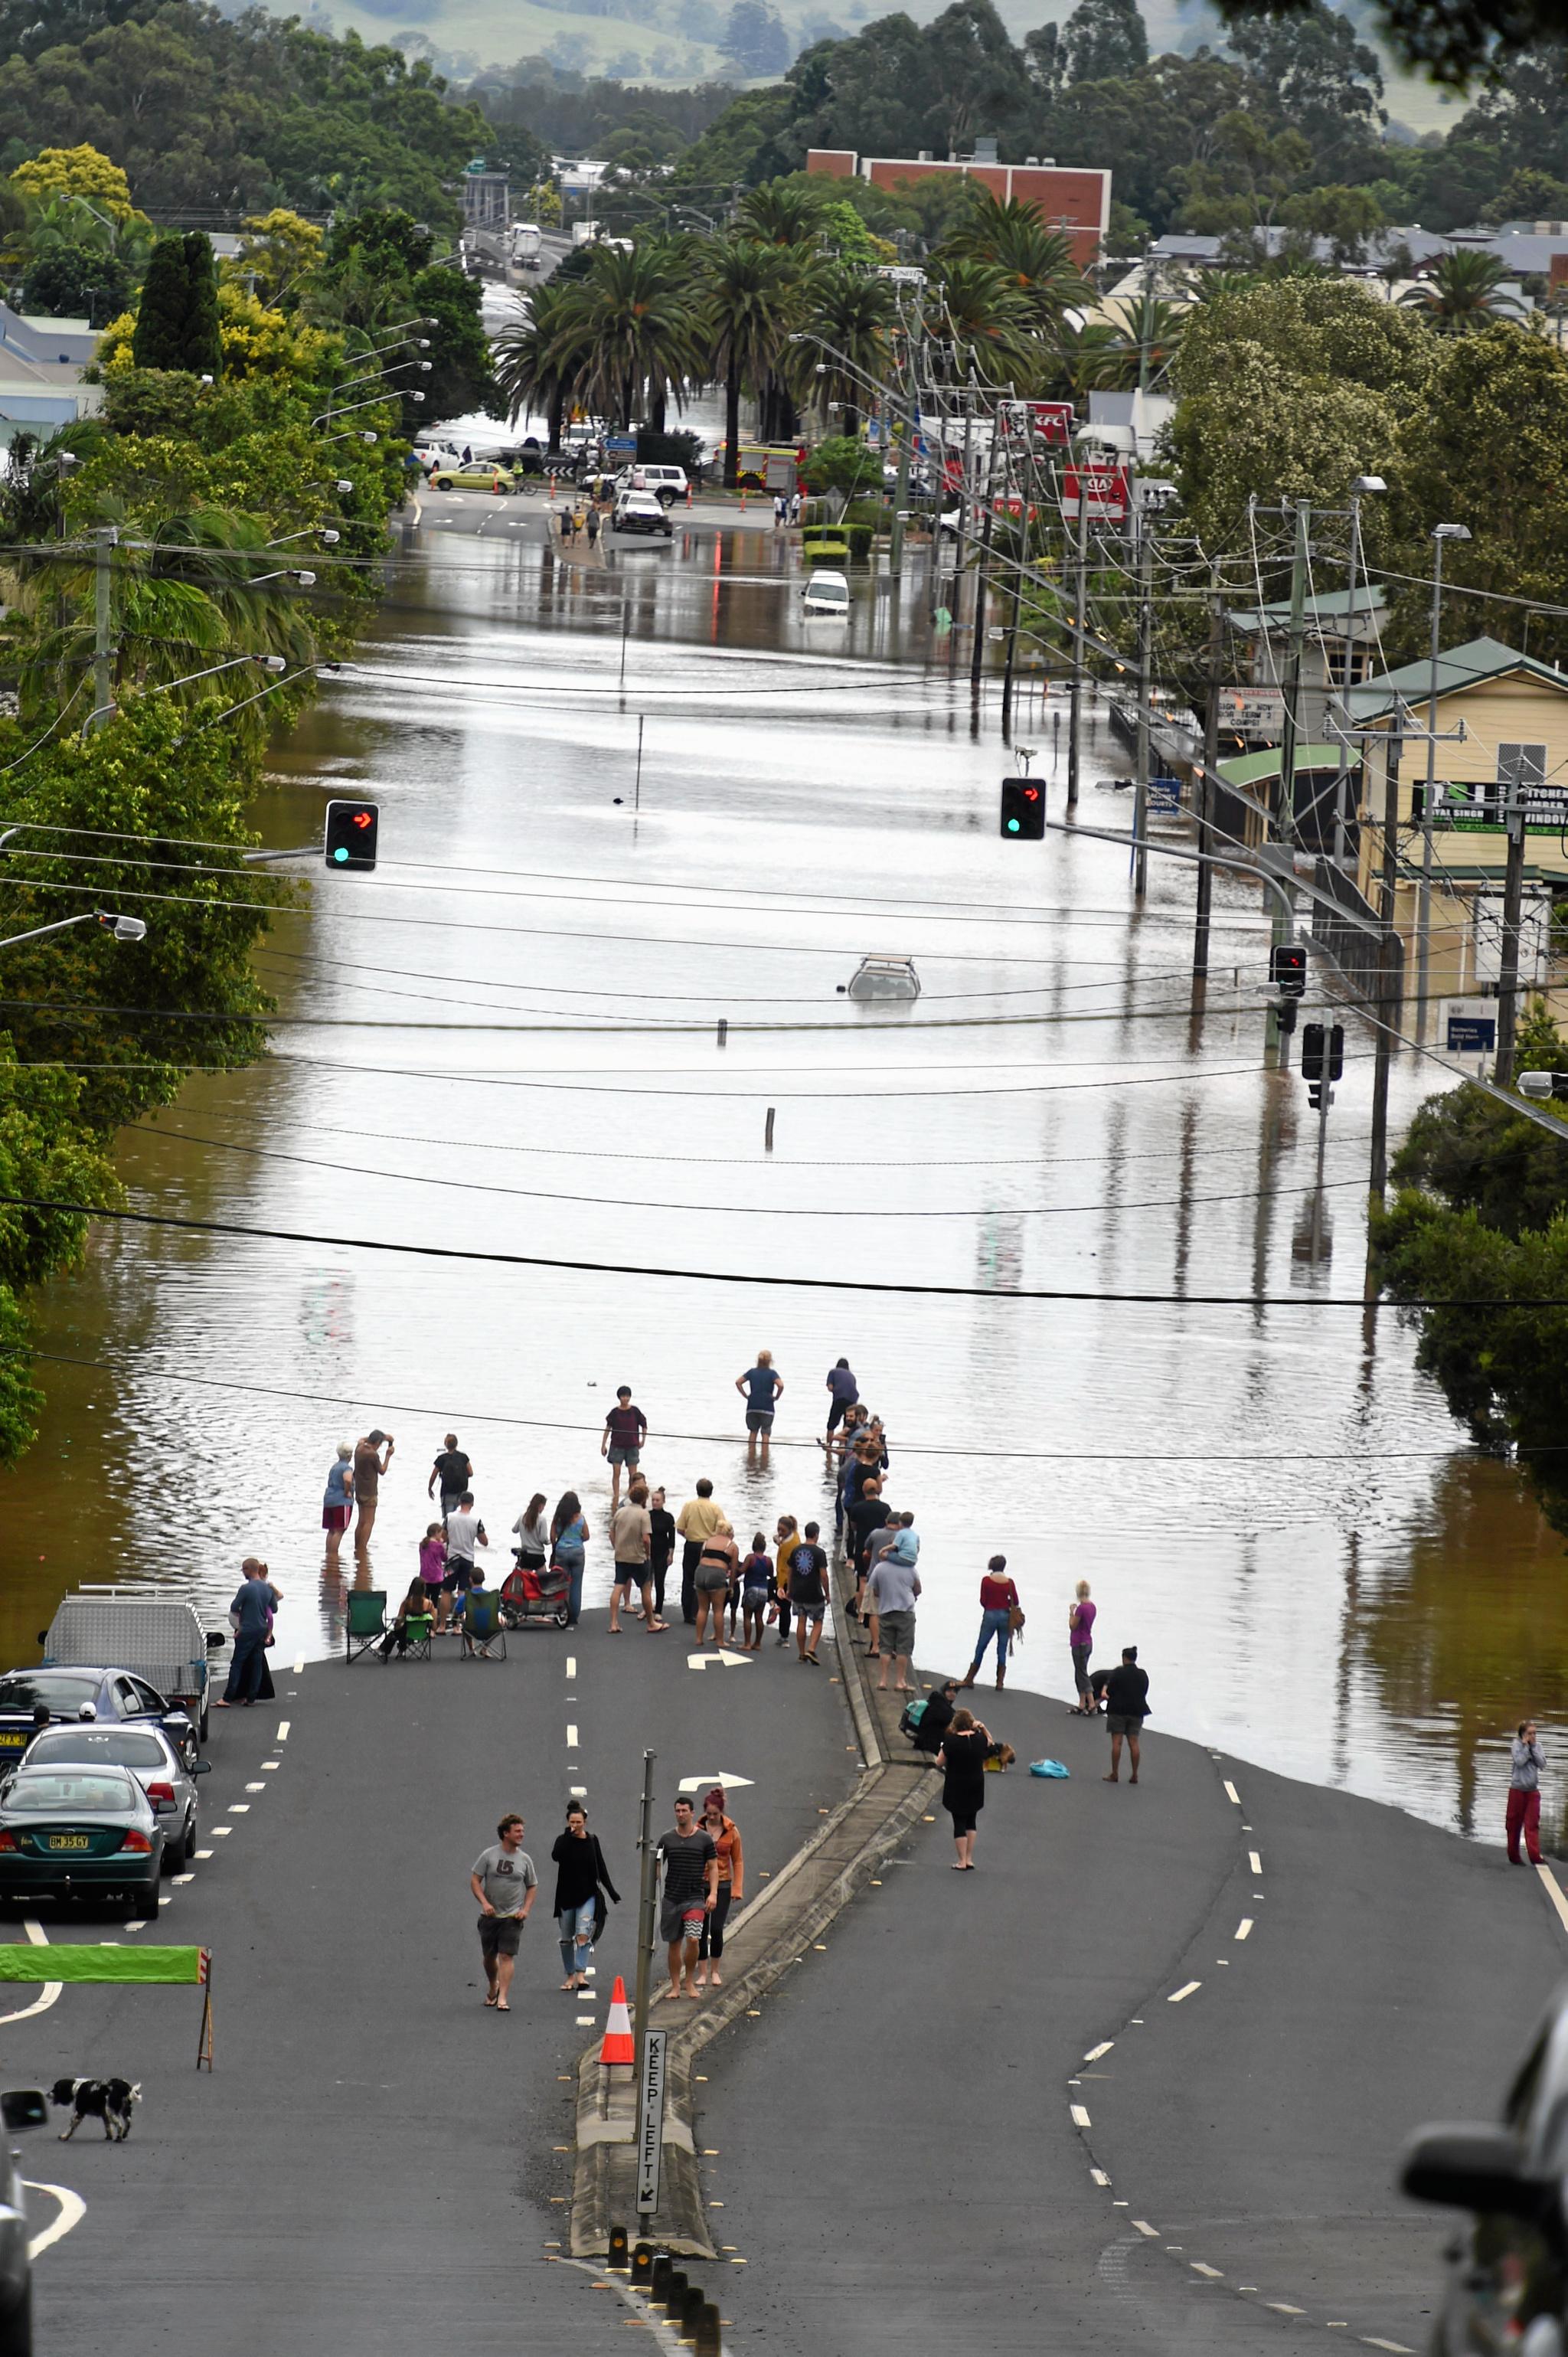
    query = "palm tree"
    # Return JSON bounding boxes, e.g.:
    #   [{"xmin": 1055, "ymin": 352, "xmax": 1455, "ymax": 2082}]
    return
[
  {"xmin": 942, "ymin": 191, "xmax": 1088, "ymax": 332},
  {"xmin": 550, "ymin": 240, "xmax": 701, "ymax": 432},
  {"xmin": 735, "ymin": 181, "xmax": 826, "ymax": 250},
  {"xmin": 492, "ymin": 285, "xmax": 587, "ymax": 456},
  {"xmin": 1047, "ymin": 317, "xmax": 1138, "ymax": 401},
  {"xmin": 930, "ymin": 257, "xmax": 1034, "ymax": 384},
  {"xmin": 1095, "ymin": 296, "xmax": 1187, "ymax": 390},
  {"xmin": 1400, "ymin": 250, "xmax": 1520, "ymax": 333},
  {"xmin": 806, "ymin": 263, "xmax": 893, "ymax": 436},
  {"xmin": 702, "ymin": 237, "xmax": 799, "ymax": 489}
]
